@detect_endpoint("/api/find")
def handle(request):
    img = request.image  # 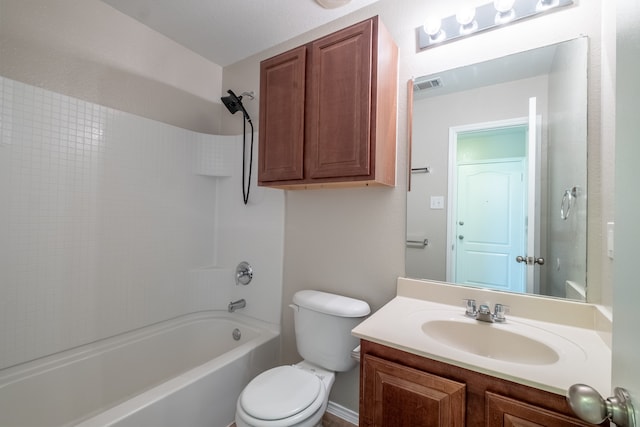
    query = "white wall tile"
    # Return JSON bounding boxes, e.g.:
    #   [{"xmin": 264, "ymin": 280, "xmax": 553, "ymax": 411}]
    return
[
  {"xmin": 0, "ymin": 75, "xmax": 285, "ymax": 370},
  {"xmin": 194, "ymin": 134, "xmax": 237, "ymax": 177},
  {"xmin": 0, "ymin": 76, "xmax": 226, "ymax": 369}
]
